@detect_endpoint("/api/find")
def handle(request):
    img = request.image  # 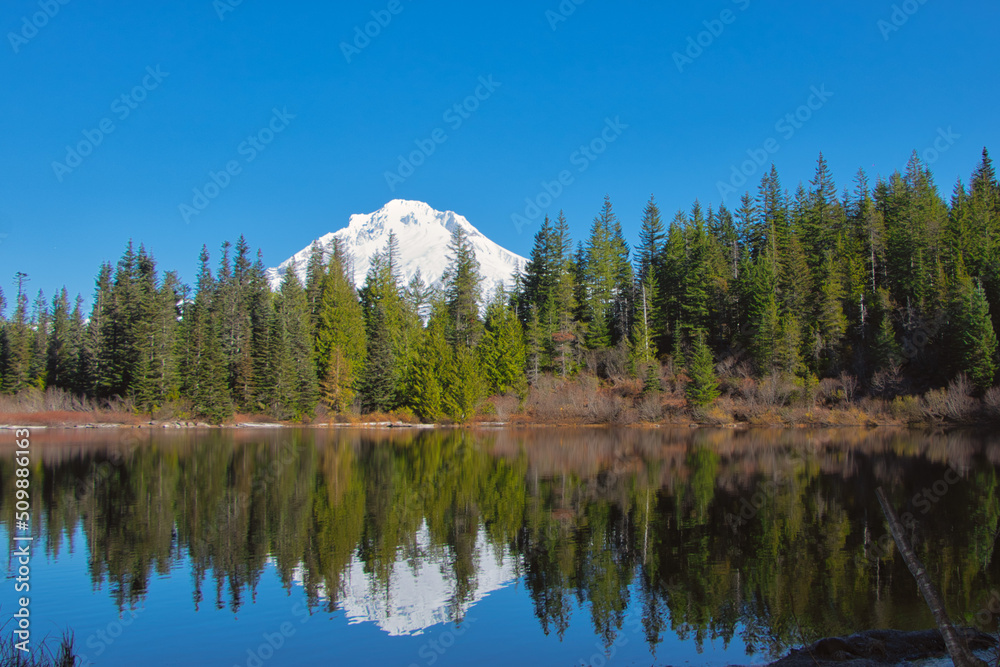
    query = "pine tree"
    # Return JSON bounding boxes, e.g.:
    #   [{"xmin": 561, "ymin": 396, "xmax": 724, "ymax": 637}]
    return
[
  {"xmin": 630, "ymin": 280, "xmax": 657, "ymax": 368},
  {"xmin": 360, "ymin": 303, "xmax": 396, "ymax": 413},
  {"xmin": 98, "ymin": 242, "xmax": 142, "ymax": 398},
  {"xmin": 443, "ymin": 225, "xmax": 483, "ymax": 349},
  {"xmin": 130, "ymin": 246, "xmax": 169, "ymax": 410},
  {"xmin": 304, "ymin": 240, "xmax": 327, "ymax": 334},
  {"xmin": 745, "ymin": 254, "xmax": 779, "ymax": 372},
  {"xmin": 776, "ymin": 314, "xmax": 804, "ymax": 375},
  {"xmin": 654, "ymin": 213, "xmax": 687, "ymax": 353},
  {"xmin": 582, "ymin": 196, "xmax": 632, "ymax": 348},
  {"xmin": 66, "ymin": 296, "xmax": 85, "ymax": 391},
  {"xmin": 755, "ymin": 166, "xmax": 787, "ymax": 258},
  {"xmin": 406, "ymin": 298, "xmax": 450, "ymax": 422},
  {"xmin": 803, "ymin": 152, "xmax": 843, "ymax": 274},
  {"xmin": 227, "ymin": 237, "xmax": 257, "ymax": 409},
  {"xmin": 636, "ymin": 196, "xmax": 665, "ymax": 287},
  {"xmin": 814, "ymin": 253, "xmax": 848, "ymax": 370},
  {"xmin": 27, "ymin": 289, "xmax": 49, "ymax": 387},
  {"xmin": 685, "ymin": 332, "xmax": 720, "ymax": 407},
  {"xmin": 678, "ymin": 201, "xmax": 718, "ymax": 338},
  {"xmin": 478, "ymin": 288, "xmax": 527, "ymax": 396},
  {"xmin": 276, "ymin": 266, "xmax": 318, "ymax": 418},
  {"xmin": 873, "ymin": 307, "xmax": 901, "ymax": 371},
  {"xmin": 446, "ymin": 345, "xmax": 484, "ymax": 422},
  {"xmin": 405, "ymin": 269, "xmax": 433, "ymax": 322},
  {"xmin": 0, "ymin": 273, "xmax": 32, "ymax": 393},
  {"xmin": 953, "ymin": 277, "xmax": 998, "ymax": 391},
  {"xmin": 47, "ymin": 289, "xmax": 74, "ymax": 390},
  {"xmin": 181, "ymin": 246, "xmax": 232, "ymax": 422},
  {"xmin": 635, "ymin": 196, "xmax": 664, "ymax": 358},
  {"xmin": 315, "ymin": 246, "xmax": 366, "ymax": 413},
  {"xmin": 248, "ymin": 250, "xmax": 273, "ymax": 411},
  {"xmin": 153, "ymin": 272, "xmax": 181, "ymax": 403},
  {"xmin": 359, "ymin": 235, "xmax": 421, "ymax": 406}
]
